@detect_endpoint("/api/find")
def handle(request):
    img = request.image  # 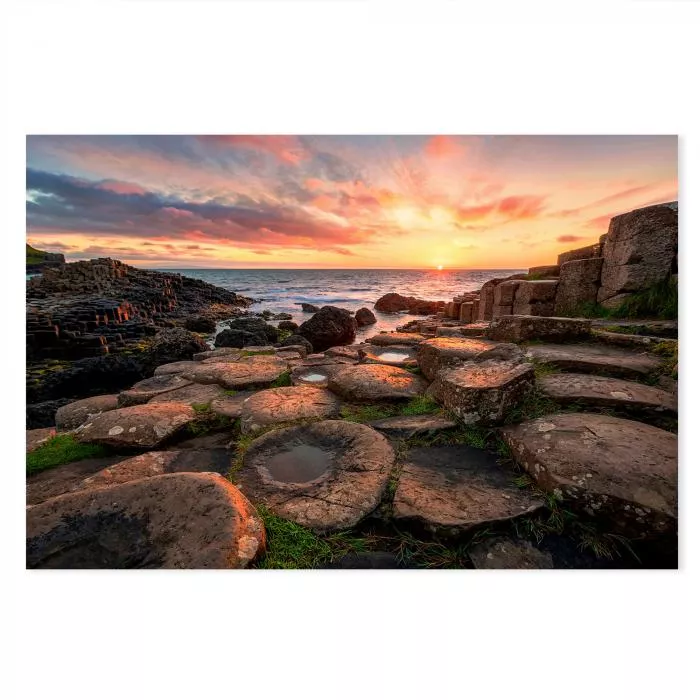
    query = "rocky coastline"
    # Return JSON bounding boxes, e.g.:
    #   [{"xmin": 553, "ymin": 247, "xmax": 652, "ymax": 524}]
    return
[{"xmin": 26, "ymin": 201, "xmax": 679, "ymax": 569}]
